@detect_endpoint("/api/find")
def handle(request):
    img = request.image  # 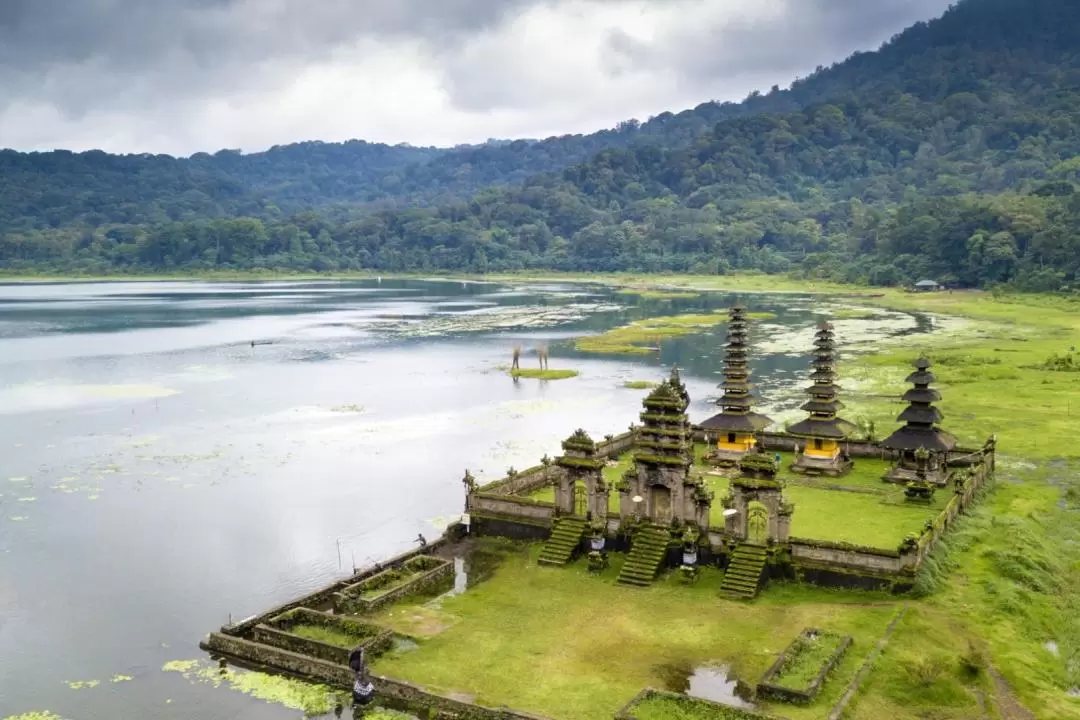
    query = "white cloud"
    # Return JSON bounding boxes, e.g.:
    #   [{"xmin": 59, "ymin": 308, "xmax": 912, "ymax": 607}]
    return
[{"xmin": 0, "ymin": 0, "xmax": 954, "ymax": 155}]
